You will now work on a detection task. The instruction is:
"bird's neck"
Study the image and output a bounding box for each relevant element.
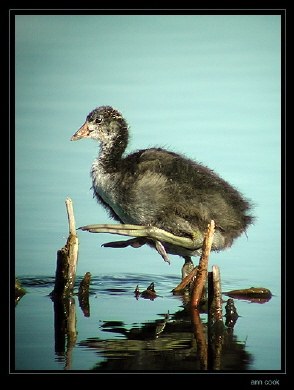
[98,135,127,172]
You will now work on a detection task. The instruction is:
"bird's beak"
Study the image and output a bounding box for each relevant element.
[70,121,90,141]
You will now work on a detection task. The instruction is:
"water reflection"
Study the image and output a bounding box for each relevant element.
[78,302,251,371]
[15,274,280,371]
[51,281,252,371]
[53,297,77,370]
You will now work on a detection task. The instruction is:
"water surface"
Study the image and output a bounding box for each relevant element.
[15,274,280,371]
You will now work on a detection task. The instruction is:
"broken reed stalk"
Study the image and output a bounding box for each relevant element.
[207,265,223,324]
[65,197,79,292]
[207,265,223,370]
[190,220,215,308]
[52,198,79,298]
[212,265,222,322]
[172,266,199,292]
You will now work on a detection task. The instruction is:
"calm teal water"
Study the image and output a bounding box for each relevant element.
[15,14,281,371]
[15,275,281,371]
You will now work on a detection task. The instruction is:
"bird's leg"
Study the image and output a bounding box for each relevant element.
[83,225,172,263]
[102,237,148,249]
[182,256,195,280]
[79,223,201,250]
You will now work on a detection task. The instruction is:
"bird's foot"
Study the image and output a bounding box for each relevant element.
[79,223,199,250]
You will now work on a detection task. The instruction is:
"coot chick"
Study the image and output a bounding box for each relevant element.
[71,106,253,268]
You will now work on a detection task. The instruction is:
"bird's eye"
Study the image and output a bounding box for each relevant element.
[95,117,102,124]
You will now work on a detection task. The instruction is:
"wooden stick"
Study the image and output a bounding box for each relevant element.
[65,198,79,293]
[207,266,223,325]
[52,198,79,297]
[190,220,215,308]
[207,265,223,370]
[66,197,76,235]
[172,266,199,292]
[212,265,222,322]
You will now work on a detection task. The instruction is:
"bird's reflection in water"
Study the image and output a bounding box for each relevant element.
[78,302,252,371]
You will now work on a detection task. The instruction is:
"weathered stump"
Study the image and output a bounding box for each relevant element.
[51,198,79,298]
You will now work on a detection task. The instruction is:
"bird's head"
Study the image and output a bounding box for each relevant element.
[70,106,128,144]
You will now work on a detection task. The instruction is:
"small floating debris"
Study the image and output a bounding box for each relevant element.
[134,285,140,299]
[223,287,272,303]
[15,278,26,306]
[134,282,158,300]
